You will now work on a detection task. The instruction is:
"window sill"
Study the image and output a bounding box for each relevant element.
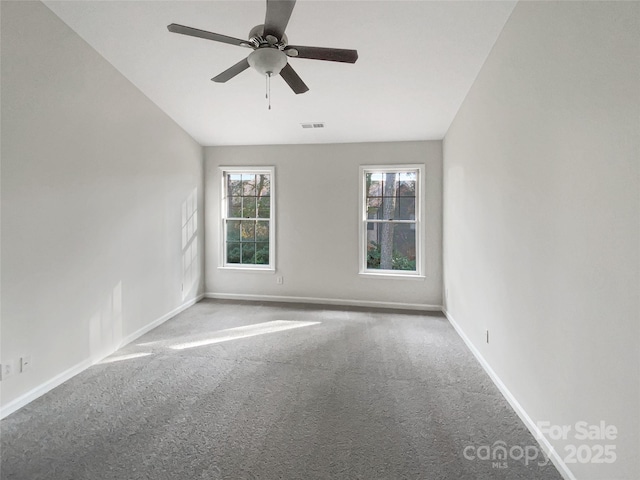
[218,266,275,273]
[359,271,425,280]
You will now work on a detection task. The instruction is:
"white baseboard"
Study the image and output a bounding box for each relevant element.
[204,292,442,312]
[0,294,204,419]
[0,357,95,421]
[443,309,576,480]
[118,294,204,348]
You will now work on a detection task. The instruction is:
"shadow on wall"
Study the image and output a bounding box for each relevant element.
[86,188,199,364]
[89,281,123,361]
[182,187,199,301]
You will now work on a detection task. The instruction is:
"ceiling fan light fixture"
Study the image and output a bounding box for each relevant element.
[247,48,287,76]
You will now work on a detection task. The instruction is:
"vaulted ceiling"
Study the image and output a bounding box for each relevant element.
[44,1,516,146]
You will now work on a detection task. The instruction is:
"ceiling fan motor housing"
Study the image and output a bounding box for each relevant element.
[248,24,288,46]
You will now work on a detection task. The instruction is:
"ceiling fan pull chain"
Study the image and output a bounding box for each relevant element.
[267,72,272,110]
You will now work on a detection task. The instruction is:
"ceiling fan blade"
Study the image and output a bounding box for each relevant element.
[211,58,251,83]
[264,0,296,40]
[279,63,309,94]
[167,24,248,47]
[286,45,358,63]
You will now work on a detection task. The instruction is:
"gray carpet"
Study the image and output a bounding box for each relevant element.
[1,300,562,480]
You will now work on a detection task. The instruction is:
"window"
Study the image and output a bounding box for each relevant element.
[221,167,274,270]
[359,165,423,276]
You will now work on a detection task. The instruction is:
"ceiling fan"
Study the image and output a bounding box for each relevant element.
[167,0,358,96]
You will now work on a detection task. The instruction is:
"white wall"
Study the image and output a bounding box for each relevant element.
[205,142,442,309]
[443,2,639,479]
[1,1,204,413]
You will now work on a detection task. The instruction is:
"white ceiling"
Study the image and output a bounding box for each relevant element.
[44,1,516,146]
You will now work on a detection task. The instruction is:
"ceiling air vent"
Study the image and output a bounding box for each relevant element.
[301,122,325,129]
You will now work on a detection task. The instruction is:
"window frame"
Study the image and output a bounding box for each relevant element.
[358,164,425,278]
[219,166,276,271]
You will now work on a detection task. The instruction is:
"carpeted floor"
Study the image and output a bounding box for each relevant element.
[1,300,562,479]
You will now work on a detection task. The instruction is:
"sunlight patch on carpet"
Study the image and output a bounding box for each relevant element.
[169,320,320,350]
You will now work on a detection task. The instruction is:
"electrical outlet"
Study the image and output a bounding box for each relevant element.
[276,276,284,285]
[20,355,32,373]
